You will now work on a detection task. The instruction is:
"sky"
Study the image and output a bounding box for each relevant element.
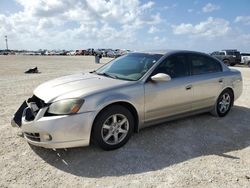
[0,0,250,52]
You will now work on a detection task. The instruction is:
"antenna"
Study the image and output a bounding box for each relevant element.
[5,35,8,50]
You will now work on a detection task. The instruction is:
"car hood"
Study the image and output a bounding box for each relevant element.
[33,73,129,103]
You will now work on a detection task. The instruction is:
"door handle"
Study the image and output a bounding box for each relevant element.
[185,85,192,90]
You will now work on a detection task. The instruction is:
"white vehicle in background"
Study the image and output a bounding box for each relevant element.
[94,49,105,56]
[116,49,131,57]
[240,53,250,67]
[107,49,131,58]
[66,51,76,56]
[45,51,56,56]
[107,50,119,58]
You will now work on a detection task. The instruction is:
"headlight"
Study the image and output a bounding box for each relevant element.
[47,99,84,115]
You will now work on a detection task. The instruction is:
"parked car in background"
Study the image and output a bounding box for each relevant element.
[59,50,68,56]
[66,51,76,56]
[93,49,103,56]
[120,49,131,56]
[103,49,112,57]
[240,53,250,67]
[0,51,9,55]
[108,49,131,58]
[211,49,241,66]
[86,48,94,55]
[107,50,119,58]
[11,50,242,150]
[94,49,112,56]
[75,50,87,55]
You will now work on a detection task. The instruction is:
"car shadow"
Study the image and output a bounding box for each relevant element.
[31,105,250,178]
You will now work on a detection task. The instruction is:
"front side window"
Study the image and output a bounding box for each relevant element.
[189,54,222,75]
[96,53,163,81]
[152,54,189,78]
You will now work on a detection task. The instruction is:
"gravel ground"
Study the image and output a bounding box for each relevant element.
[0,55,250,188]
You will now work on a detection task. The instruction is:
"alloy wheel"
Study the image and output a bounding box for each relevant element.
[218,93,231,114]
[101,114,129,145]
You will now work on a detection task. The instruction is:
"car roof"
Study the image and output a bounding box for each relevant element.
[135,49,208,56]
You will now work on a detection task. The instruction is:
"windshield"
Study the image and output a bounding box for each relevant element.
[95,53,163,81]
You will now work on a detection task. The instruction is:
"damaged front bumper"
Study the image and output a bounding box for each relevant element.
[11,95,93,149]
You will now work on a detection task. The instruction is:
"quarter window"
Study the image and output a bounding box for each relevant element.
[153,54,189,78]
[189,54,222,75]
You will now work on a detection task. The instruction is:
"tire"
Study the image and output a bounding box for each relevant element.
[223,60,230,66]
[215,89,234,117]
[248,61,250,67]
[230,63,236,66]
[92,105,134,150]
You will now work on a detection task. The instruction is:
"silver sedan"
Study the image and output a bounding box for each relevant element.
[11,50,243,150]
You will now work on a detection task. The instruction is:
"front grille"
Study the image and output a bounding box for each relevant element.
[24,132,40,142]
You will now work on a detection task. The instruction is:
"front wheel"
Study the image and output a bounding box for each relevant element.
[92,105,134,150]
[216,89,234,117]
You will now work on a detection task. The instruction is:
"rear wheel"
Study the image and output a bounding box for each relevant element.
[248,61,250,67]
[216,89,234,117]
[92,105,134,150]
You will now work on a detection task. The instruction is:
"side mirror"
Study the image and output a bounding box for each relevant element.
[151,73,171,82]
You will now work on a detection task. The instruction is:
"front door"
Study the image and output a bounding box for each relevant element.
[144,53,193,124]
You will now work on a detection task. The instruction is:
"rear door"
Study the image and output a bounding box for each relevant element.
[188,54,224,110]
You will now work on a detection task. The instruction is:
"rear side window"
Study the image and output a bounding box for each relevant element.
[227,52,232,55]
[153,54,189,78]
[189,54,222,75]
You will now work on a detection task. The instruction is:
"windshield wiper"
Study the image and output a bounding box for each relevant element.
[96,72,118,79]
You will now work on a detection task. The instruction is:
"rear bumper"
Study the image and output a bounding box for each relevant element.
[233,77,243,101]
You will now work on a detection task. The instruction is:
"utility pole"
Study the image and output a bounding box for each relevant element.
[5,35,8,50]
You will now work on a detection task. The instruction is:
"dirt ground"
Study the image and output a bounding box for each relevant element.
[0,55,249,188]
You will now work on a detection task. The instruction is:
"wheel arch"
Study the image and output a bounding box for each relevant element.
[222,87,235,102]
[211,87,235,117]
[218,87,235,106]
[91,101,139,136]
